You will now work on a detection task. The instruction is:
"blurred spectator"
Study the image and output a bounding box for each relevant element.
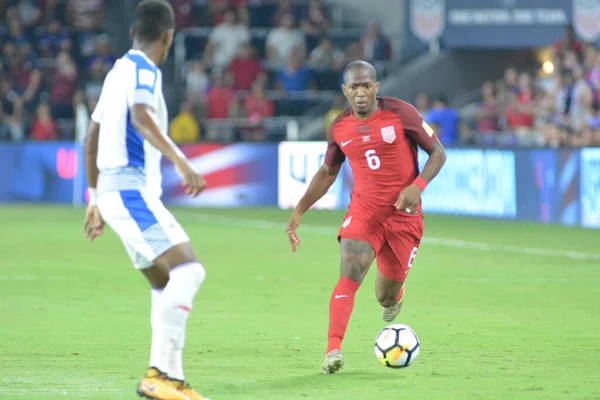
[475,81,499,133]
[503,67,518,94]
[12,0,42,31]
[553,24,583,59]
[172,0,197,31]
[266,13,306,67]
[203,7,250,68]
[170,102,201,144]
[587,49,600,104]
[427,95,459,146]
[309,37,344,90]
[414,93,429,118]
[50,51,79,120]
[228,43,264,91]
[300,2,330,50]
[86,34,116,75]
[562,49,580,76]
[0,78,24,141]
[38,20,71,58]
[276,52,315,93]
[204,70,239,140]
[242,79,274,141]
[5,16,28,45]
[185,60,210,104]
[324,94,345,134]
[30,103,58,140]
[205,70,238,119]
[68,0,105,31]
[41,0,68,25]
[309,37,344,71]
[358,23,391,62]
[210,0,248,26]
[83,56,106,101]
[9,49,42,110]
[568,64,593,133]
[272,0,295,27]
[505,73,538,145]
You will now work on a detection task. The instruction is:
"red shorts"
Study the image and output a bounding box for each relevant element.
[338,202,424,282]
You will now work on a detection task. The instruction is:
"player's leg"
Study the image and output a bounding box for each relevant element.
[150,243,206,400]
[376,219,423,323]
[323,237,376,374]
[98,190,207,399]
[375,264,405,323]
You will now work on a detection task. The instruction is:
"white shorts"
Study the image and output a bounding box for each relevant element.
[97,190,190,269]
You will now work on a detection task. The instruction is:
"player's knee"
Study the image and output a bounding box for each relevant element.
[170,262,206,296]
[376,290,396,307]
[340,256,370,283]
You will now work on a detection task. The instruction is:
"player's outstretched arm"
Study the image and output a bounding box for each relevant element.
[130,104,206,197]
[286,163,341,252]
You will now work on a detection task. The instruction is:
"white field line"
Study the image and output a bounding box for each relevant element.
[191,214,600,262]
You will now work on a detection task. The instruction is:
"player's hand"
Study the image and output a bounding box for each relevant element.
[395,184,421,214]
[175,158,206,198]
[286,210,302,253]
[83,204,105,242]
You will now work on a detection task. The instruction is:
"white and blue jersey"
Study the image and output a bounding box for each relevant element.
[92,49,168,198]
[92,49,189,269]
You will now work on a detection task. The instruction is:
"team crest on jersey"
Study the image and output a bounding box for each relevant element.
[381,126,396,143]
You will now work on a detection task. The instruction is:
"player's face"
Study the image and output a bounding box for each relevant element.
[342,70,379,116]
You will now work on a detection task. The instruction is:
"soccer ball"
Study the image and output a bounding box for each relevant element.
[374,324,420,368]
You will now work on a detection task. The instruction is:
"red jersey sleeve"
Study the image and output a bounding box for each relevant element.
[385,97,437,151]
[324,110,349,167]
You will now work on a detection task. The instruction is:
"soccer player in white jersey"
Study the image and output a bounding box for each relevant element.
[82,1,208,399]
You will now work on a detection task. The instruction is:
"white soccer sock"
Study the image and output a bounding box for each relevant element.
[150,263,205,378]
[168,338,185,381]
[149,288,169,373]
[151,288,163,330]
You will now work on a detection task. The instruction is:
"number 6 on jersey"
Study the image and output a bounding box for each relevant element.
[365,149,381,170]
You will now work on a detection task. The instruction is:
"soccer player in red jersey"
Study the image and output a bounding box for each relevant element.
[286,60,447,374]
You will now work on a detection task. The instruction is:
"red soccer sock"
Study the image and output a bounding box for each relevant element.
[396,285,405,303]
[326,277,361,354]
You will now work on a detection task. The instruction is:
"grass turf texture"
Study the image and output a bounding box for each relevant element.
[1,206,599,399]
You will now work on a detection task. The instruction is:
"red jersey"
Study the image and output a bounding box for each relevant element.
[325,96,437,208]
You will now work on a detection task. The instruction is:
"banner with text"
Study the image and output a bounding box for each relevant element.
[406,0,600,49]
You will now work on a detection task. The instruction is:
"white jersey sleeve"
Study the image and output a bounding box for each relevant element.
[91,70,112,123]
[127,54,159,110]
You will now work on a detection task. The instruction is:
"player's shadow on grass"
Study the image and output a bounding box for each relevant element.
[259,370,403,391]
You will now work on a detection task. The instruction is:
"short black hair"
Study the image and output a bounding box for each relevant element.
[132,0,174,43]
[343,60,377,82]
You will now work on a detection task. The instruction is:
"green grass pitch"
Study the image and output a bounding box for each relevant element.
[1,206,600,399]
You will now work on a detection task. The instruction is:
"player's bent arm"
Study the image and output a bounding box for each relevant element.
[294,163,341,214]
[130,104,187,165]
[418,138,446,185]
[84,121,100,197]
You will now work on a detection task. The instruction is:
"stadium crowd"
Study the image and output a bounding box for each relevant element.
[3,1,599,148]
[407,25,600,149]
[0,0,109,142]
